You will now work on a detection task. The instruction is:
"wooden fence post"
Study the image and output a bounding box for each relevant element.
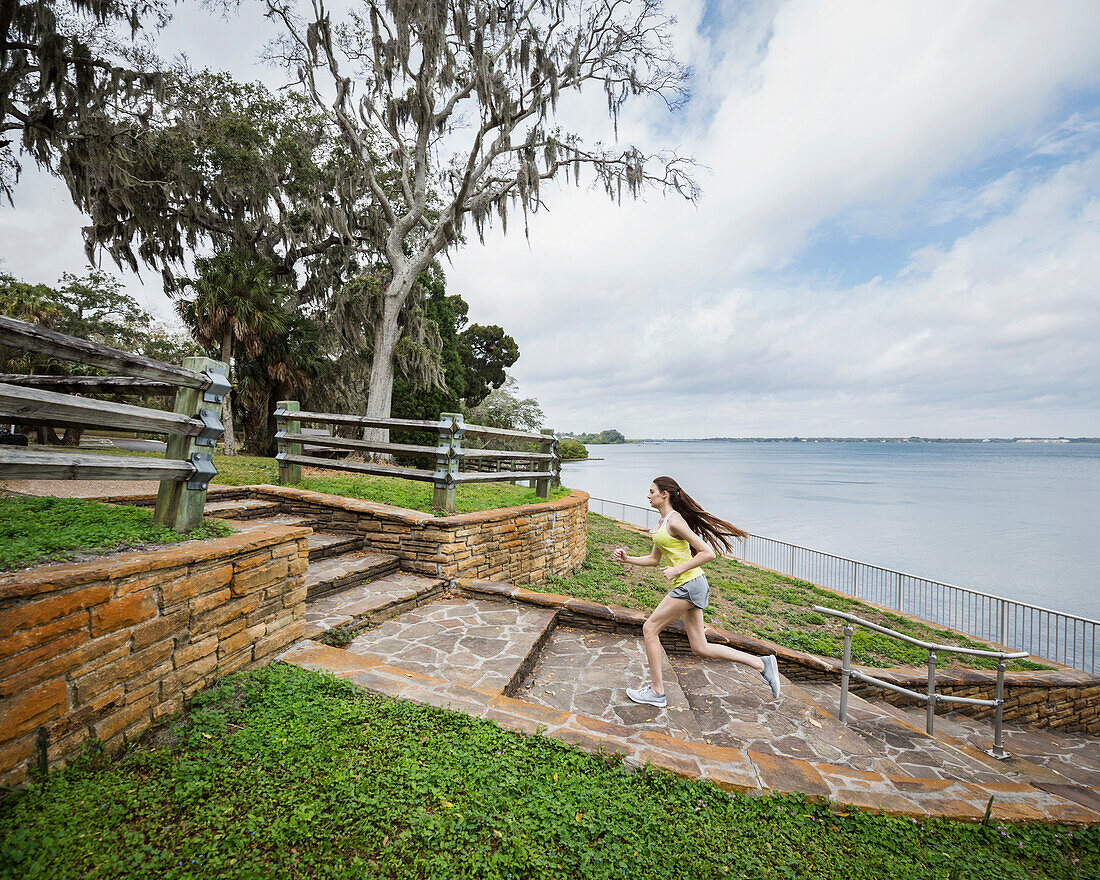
[276,400,301,485]
[153,356,228,533]
[433,412,463,514]
[536,429,558,498]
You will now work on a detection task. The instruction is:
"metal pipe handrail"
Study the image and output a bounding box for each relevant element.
[815,605,1020,759]
[811,607,1030,660]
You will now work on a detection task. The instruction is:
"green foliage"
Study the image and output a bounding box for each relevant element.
[458,323,520,407]
[388,267,521,427]
[548,514,1050,672]
[0,269,199,445]
[299,474,569,516]
[569,428,627,444]
[390,270,468,425]
[558,438,588,460]
[0,270,197,375]
[0,496,232,571]
[176,248,321,456]
[318,625,358,648]
[464,375,544,431]
[1,664,1094,879]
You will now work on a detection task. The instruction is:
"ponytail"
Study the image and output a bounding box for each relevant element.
[653,475,747,556]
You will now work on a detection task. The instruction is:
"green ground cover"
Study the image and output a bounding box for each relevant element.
[0,496,232,571]
[546,514,1048,672]
[209,454,570,512]
[1,664,1093,880]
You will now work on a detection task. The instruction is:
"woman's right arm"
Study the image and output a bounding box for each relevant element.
[612,544,661,567]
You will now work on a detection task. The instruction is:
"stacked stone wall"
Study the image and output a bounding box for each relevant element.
[252,486,589,585]
[0,524,309,786]
[848,677,1100,735]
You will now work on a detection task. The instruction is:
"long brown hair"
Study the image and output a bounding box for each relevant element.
[653,476,747,555]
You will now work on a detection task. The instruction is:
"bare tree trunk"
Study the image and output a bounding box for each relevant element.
[219,330,237,456]
[363,293,404,449]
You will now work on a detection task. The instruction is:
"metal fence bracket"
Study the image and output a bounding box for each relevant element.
[187,452,216,491]
[202,366,231,404]
[194,408,224,447]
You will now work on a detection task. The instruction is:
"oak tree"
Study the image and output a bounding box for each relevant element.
[265,0,696,435]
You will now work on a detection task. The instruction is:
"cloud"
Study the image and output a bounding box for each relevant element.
[447,0,1100,436]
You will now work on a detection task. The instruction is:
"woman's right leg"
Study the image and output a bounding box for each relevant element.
[682,608,764,671]
[641,594,694,694]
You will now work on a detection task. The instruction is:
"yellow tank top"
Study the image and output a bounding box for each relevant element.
[653,514,705,589]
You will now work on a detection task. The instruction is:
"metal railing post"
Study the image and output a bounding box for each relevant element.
[926,650,937,735]
[986,659,1010,760]
[839,623,853,722]
[433,413,463,514]
[275,400,301,485]
[153,356,227,533]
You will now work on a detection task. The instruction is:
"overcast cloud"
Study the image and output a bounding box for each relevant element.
[2,0,1099,438]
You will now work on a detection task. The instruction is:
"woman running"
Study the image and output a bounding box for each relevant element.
[611,476,782,707]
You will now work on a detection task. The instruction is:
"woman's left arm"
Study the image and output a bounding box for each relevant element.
[663,514,716,580]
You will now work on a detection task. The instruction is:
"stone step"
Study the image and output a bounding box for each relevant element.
[303,572,446,640]
[345,596,558,694]
[307,531,365,561]
[249,514,313,528]
[203,498,282,520]
[517,627,704,740]
[305,551,400,601]
[517,631,1019,784]
[791,679,1021,783]
[883,700,1100,789]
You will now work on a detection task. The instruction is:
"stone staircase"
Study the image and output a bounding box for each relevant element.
[205,499,445,643]
[194,505,1100,825]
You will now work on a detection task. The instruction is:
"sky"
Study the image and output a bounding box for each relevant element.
[2,0,1099,439]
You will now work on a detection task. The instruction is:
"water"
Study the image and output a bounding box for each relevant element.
[563,441,1100,620]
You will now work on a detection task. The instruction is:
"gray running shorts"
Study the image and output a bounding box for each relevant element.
[668,573,710,610]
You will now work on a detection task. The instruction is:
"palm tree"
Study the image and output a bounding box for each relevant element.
[176,251,289,455]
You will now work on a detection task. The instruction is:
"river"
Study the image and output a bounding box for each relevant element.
[562,440,1100,620]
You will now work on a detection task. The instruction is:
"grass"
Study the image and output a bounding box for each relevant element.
[1,664,1094,880]
[0,496,233,572]
[211,454,571,514]
[546,514,1050,672]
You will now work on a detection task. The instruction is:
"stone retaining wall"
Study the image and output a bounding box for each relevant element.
[458,580,1100,735]
[247,485,588,586]
[0,523,310,786]
[106,486,589,587]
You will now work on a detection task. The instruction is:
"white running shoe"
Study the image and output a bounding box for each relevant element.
[625,684,667,708]
[760,655,782,700]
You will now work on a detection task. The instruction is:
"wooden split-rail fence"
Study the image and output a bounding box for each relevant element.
[0,315,228,532]
[274,402,561,514]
